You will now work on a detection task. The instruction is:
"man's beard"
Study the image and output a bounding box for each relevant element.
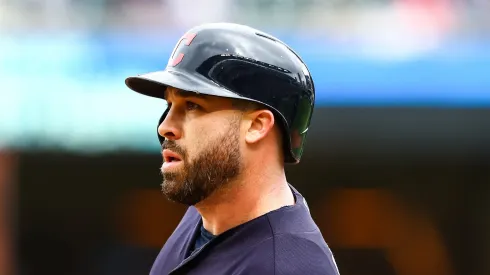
[160,120,241,205]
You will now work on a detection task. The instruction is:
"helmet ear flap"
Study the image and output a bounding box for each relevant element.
[157,108,169,145]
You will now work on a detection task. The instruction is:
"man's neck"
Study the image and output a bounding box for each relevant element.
[195,172,294,236]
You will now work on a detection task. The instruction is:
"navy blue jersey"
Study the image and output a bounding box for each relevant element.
[150,185,340,275]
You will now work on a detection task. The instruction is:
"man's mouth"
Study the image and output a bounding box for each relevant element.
[162,149,183,164]
[161,149,184,171]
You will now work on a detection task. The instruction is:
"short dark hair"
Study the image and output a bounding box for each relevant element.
[231,98,263,112]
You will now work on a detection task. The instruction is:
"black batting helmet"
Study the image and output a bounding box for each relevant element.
[125,23,315,164]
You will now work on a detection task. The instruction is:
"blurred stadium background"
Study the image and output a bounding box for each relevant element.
[1,0,490,274]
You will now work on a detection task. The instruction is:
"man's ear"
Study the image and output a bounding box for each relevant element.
[244,110,275,145]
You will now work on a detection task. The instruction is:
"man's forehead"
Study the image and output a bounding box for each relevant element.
[164,87,211,100]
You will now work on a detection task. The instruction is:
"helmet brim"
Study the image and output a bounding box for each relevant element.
[125,69,243,100]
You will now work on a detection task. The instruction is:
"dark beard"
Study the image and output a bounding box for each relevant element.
[161,119,241,205]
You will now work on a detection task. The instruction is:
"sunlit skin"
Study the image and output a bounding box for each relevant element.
[158,87,295,235]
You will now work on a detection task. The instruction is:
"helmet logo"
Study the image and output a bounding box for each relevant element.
[168,32,197,67]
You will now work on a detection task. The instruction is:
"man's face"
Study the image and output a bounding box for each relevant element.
[159,88,243,205]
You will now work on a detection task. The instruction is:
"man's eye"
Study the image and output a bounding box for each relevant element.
[186,101,200,111]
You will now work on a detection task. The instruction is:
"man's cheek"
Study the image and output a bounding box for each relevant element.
[191,127,207,150]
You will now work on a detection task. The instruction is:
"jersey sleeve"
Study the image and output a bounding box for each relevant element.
[274,234,341,275]
[234,234,340,275]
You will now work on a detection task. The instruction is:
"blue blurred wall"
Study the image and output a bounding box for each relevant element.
[2,33,490,107]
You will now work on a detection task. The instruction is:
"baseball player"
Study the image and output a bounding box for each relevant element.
[125,23,340,275]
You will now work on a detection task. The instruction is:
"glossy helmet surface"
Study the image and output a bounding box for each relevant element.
[125,23,315,164]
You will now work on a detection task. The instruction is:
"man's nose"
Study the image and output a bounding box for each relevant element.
[157,109,182,141]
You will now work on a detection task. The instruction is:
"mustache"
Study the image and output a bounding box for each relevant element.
[162,140,187,159]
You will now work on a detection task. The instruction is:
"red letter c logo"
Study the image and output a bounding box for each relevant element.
[168,33,197,67]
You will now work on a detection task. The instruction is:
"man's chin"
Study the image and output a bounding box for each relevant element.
[160,180,181,196]
[163,192,204,206]
[161,180,199,205]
